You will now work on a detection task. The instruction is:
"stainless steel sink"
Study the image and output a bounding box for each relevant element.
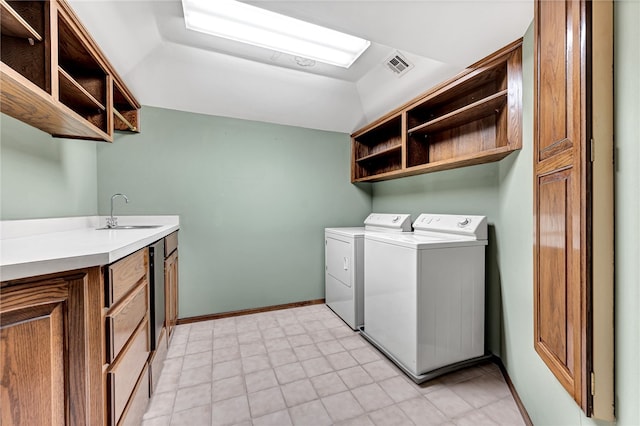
[97,225,162,230]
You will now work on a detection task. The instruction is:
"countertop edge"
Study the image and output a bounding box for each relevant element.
[0,219,180,282]
[107,225,180,264]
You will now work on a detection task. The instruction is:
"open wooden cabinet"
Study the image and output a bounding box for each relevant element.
[352,39,522,182]
[533,0,614,419]
[0,0,139,142]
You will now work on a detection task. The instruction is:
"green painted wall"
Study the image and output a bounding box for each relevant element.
[0,114,98,219]
[96,106,371,317]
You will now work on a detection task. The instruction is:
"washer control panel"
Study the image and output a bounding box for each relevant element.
[413,214,487,240]
[364,213,412,232]
[458,218,471,227]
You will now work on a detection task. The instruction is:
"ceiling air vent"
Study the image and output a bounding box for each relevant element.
[385,51,413,77]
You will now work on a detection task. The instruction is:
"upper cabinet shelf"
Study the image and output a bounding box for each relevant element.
[113,80,139,132]
[408,90,508,135]
[0,0,140,142]
[355,144,402,163]
[58,66,106,112]
[352,39,523,182]
[351,114,403,180]
[0,0,42,41]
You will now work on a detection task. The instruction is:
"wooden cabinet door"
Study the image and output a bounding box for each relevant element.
[165,250,179,337]
[533,0,591,413]
[1,294,66,426]
[0,269,103,426]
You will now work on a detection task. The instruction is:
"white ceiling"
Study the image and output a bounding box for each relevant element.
[68,0,533,133]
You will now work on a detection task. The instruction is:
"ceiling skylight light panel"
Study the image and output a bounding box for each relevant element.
[181,0,371,68]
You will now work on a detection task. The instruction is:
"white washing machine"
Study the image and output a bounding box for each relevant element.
[325,213,412,330]
[361,213,490,383]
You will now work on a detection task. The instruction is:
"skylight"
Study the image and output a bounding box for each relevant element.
[181,0,371,69]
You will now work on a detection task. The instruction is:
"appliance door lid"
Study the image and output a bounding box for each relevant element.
[365,233,487,250]
[326,236,352,286]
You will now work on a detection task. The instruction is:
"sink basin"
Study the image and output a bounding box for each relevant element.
[97,225,163,230]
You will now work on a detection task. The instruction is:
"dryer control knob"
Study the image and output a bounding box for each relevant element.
[392,216,400,222]
[458,218,471,227]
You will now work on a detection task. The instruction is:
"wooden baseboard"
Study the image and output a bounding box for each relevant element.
[491,355,533,426]
[176,299,325,325]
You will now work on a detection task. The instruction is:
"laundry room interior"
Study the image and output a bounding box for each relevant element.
[1,1,638,425]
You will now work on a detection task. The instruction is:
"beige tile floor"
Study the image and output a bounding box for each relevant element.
[142,304,526,426]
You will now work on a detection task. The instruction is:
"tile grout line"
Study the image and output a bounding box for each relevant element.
[144,304,526,426]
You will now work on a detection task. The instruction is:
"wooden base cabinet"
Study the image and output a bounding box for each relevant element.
[107,319,149,425]
[164,232,179,339]
[0,268,103,426]
[0,234,180,425]
[104,247,150,426]
[119,365,150,426]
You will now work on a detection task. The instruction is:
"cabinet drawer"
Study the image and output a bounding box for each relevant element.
[118,364,149,426]
[107,248,148,307]
[164,232,178,257]
[108,317,149,425]
[106,282,148,363]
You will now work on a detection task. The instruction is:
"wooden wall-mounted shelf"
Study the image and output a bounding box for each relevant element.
[351,39,522,182]
[352,114,404,180]
[0,0,140,142]
[0,0,43,41]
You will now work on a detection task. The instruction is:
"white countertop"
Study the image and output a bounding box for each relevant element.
[0,216,179,281]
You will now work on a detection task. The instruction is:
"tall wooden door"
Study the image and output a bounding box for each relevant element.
[533,0,591,414]
[533,0,614,418]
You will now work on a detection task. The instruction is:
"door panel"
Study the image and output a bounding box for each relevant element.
[0,270,102,425]
[165,250,179,337]
[534,0,590,413]
[538,0,569,151]
[536,169,574,373]
[1,303,66,426]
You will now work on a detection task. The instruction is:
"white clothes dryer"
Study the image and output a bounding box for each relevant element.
[361,213,490,383]
[325,213,412,330]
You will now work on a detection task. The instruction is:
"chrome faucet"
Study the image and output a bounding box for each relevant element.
[107,193,129,228]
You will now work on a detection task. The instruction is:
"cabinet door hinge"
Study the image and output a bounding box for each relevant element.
[590,138,595,162]
[591,371,596,396]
